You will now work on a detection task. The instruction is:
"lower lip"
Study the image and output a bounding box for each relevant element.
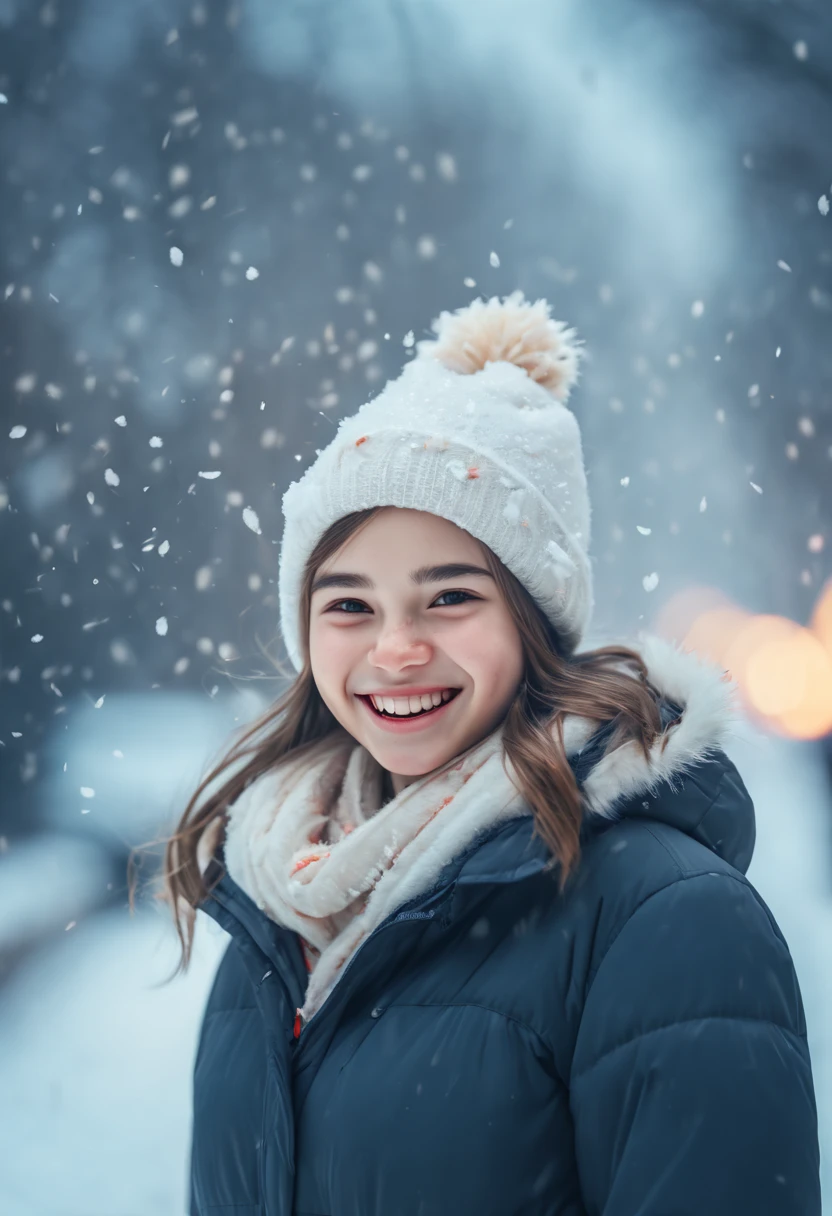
[357,693,460,734]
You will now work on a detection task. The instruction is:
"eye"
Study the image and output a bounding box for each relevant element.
[326,599,369,614]
[432,589,478,607]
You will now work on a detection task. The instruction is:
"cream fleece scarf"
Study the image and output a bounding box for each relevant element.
[222,724,527,1021]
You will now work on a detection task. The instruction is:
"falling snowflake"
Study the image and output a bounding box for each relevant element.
[9,425,26,439]
[169,246,184,267]
[777,260,792,273]
[169,164,190,189]
[198,470,221,479]
[114,415,127,427]
[245,266,259,281]
[158,540,170,556]
[642,573,660,592]
[750,481,763,494]
[104,468,120,487]
[819,196,830,217]
[155,616,168,636]
[699,497,707,513]
[489,251,500,268]
[243,506,262,534]
[436,152,457,181]
[636,525,652,535]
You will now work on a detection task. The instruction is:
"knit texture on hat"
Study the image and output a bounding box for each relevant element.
[278,292,593,671]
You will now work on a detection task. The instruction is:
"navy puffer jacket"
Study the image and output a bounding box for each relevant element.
[189,709,820,1215]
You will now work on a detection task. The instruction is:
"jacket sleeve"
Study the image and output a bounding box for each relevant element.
[569,870,821,1215]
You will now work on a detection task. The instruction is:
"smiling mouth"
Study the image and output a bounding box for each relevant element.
[360,690,462,715]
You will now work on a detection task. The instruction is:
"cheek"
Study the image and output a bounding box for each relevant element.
[451,613,524,693]
[309,622,358,700]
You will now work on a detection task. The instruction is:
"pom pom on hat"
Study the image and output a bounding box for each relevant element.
[416,289,584,403]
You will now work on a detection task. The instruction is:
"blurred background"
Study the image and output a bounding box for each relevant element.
[1,0,831,1211]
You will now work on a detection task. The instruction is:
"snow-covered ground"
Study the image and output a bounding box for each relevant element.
[0,904,228,1216]
[0,720,828,1214]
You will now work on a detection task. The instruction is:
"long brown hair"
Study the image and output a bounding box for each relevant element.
[144,507,665,973]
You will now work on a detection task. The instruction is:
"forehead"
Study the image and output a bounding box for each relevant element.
[327,507,482,564]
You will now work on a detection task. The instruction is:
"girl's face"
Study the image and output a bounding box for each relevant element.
[308,507,525,795]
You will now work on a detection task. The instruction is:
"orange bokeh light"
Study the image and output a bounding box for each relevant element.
[773,632,832,740]
[658,585,832,740]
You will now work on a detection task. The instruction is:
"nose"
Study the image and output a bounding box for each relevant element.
[369,619,432,672]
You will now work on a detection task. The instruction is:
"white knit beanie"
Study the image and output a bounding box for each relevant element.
[278,291,593,672]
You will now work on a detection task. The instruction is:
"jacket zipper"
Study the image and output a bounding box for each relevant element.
[288,823,536,1043]
[291,886,451,1044]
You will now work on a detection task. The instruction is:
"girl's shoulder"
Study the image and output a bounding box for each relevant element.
[513,759,803,1090]
[562,744,768,975]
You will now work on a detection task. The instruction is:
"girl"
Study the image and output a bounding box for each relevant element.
[163,293,820,1215]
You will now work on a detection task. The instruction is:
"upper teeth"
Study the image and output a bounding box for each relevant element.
[369,689,454,715]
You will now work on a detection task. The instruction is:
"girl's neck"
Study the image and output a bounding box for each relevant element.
[385,769,421,799]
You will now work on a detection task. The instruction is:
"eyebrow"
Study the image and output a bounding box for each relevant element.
[411,564,493,583]
[310,571,372,590]
[310,562,494,595]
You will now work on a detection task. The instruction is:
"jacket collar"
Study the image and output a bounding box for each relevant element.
[450,746,754,888]
[202,856,303,975]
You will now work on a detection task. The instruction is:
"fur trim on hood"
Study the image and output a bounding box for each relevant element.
[572,633,739,819]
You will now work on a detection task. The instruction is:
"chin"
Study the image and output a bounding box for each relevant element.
[367,741,454,778]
